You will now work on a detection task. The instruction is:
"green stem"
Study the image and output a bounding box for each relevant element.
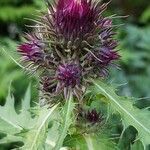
[84,134,94,150]
[54,92,73,150]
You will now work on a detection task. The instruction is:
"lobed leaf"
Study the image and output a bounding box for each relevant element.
[92,80,150,149]
[0,85,59,150]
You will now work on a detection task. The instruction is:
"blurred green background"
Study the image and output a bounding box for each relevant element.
[0,0,45,105]
[0,0,150,149]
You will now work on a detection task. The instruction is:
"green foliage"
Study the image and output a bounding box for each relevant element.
[0,83,117,150]
[131,140,144,150]
[111,25,150,99]
[0,85,59,150]
[0,0,150,149]
[0,0,43,25]
[22,104,59,150]
[92,80,150,149]
[54,95,75,150]
[0,0,33,6]
[64,134,116,150]
[0,38,22,100]
[0,6,36,22]
[120,25,150,67]
[140,6,150,23]
[0,85,34,144]
[0,86,75,150]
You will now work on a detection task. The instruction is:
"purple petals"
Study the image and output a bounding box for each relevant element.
[57,63,81,87]
[55,0,97,39]
[18,41,43,60]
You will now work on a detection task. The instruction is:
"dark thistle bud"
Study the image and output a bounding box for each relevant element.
[85,109,103,124]
[76,108,104,133]
[41,76,56,93]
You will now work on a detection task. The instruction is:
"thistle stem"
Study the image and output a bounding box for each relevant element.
[54,91,73,150]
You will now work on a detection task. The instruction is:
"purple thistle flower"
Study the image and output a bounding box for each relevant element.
[40,62,83,100]
[55,0,97,40]
[89,46,120,76]
[55,62,83,99]
[57,63,81,87]
[99,47,120,67]
[17,33,45,67]
[18,42,42,61]
[18,0,123,101]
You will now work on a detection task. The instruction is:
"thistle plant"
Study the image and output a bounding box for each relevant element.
[0,0,150,150]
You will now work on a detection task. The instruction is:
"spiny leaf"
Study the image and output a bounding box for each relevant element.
[0,85,59,150]
[0,85,34,136]
[22,104,59,150]
[92,80,150,149]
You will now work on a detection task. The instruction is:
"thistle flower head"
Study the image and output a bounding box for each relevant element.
[55,0,96,40]
[89,46,120,76]
[18,0,122,101]
[17,33,46,68]
[100,18,112,28]
[57,63,81,87]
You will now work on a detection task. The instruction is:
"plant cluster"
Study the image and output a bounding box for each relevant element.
[0,0,150,150]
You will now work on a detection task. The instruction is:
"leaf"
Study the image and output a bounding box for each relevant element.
[83,134,116,150]
[64,134,88,149]
[0,85,59,150]
[22,104,59,150]
[54,94,75,150]
[140,6,150,23]
[0,85,34,136]
[64,134,116,150]
[131,140,144,150]
[92,80,150,149]
[45,121,60,149]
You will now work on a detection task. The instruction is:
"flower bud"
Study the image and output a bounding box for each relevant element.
[57,63,81,87]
